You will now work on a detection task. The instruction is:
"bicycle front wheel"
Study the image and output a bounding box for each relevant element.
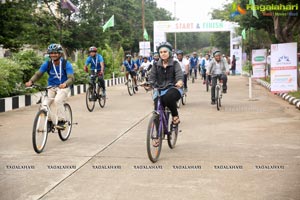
[127,79,134,96]
[206,79,209,92]
[58,103,73,141]
[216,86,220,111]
[86,86,95,112]
[32,110,48,153]
[167,115,178,149]
[97,87,106,108]
[146,114,162,163]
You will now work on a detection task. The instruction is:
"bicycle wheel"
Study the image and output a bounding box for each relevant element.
[206,79,209,92]
[219,93,222,108]
[86,86,95,112]
[32,110,48,153]
[216,86,220,111]
[181,93,187,105]
[58,103,73,141]
[167,113,178,149]
[192,76,195,83]
[97,87,106,108]
[176,99,181,108]
[127,79,134,96]
[146,114,162,163]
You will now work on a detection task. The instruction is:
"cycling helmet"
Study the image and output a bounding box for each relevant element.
[153,52,159,56]
[213,50,221,57]
[126,54,132,58]
[156,42,173,52]
[47,44,63,53]
[89,46,97,52]
[176,50,184,55]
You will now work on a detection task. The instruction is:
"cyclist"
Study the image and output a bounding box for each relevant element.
[147,42,184,125]
[123,54,138,91]
[189,52,199,80]
[135,54,143,70]
[206,50,230,105]
[140,57,151,78]
[25,44,74,129]
[201,54,211,84]
[84,46,106,97]
[176,50,189,91]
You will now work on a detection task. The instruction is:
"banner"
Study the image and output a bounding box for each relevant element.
[252,49,267,78]
[139,41,151,57]
[270,42,297,93]
[231,36,242,74]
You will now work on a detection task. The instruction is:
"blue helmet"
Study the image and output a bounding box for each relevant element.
[47,44,63,53]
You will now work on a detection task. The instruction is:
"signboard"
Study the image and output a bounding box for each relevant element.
[139,41,151,57]
[270,42,297,93]
[231,36,242,74]
[252,49,267,78]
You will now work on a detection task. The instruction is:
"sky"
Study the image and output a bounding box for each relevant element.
[155,0,233,21]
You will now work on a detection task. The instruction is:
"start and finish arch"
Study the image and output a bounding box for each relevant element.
[153,20,243,74]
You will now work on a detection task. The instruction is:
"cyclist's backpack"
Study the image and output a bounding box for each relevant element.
[47,59,74,89]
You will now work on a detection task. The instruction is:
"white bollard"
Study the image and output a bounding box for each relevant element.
[249,77,252,99]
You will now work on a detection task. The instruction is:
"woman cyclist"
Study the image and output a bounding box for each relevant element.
[147,42,184,125]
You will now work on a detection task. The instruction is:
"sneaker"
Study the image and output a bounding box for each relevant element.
[211,101,216,105]
[223,90,227,94]
[203,81,206,85]
[102,90,106,97]
[55,120,66,130]
[135,87,138,91]
[47,121,53,133]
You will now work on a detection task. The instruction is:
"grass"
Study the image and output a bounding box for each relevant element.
[288,91,300,99]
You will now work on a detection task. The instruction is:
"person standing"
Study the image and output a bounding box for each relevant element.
[231,55,236,75]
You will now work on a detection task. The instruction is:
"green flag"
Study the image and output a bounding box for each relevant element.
[241,28,246,40]
[143,28,149,41]
[103,15,114,32]
[249,0,259,19]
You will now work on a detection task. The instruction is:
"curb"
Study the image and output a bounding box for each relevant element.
[0,76,126,113]
[256,79,300,110]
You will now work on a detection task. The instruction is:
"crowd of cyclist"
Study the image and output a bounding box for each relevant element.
[25,42,231,129]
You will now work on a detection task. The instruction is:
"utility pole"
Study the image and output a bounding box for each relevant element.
[142,0,145,41]
[174,0,177,50]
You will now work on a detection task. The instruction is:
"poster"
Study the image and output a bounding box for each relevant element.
[252,49,267,78]
[270,42,297,93]
[139,41,151,57]
[231,36,242,74]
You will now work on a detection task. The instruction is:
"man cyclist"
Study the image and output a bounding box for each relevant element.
[84,46,106,97]
[25,44,74,129]
[123,54,138,91]
[189,52,199,80]
[206,50,230,105]
[201,54,211,84]
[176,50,189,91]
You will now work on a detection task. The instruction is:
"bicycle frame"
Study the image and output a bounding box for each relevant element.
[155,92,170,139]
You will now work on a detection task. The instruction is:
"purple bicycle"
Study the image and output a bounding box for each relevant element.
[146,85,179,163]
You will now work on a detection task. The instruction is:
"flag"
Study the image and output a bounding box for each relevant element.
[241,28,246,40]
[248,0,259,19]
[61,0,79,13]
[143,28,149,41]
[103,15,114,32]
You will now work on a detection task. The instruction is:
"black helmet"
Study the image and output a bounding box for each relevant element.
[47,43,63,54]
[176,50,184,55]
[156,42,173,52]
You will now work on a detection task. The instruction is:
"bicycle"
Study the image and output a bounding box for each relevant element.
[28,85,73,154]
[126,72,137,96]
[176,88,187,108]
[86,73,106,112]
[206,74,211,92]
[146,84,180,163]
[215,79,223,111]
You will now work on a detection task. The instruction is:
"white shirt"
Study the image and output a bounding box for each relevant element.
[177,58,189,73]
[214,62,222,74]
[141,61,151,71]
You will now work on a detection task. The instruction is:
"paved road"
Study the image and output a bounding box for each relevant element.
[0,76,299,200]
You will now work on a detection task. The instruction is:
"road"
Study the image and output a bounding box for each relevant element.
[0,76,300,200]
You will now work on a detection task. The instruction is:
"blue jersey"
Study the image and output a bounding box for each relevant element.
[189,57,198,68]
[85,54,104,71]
[39,58,74,87]
[123,60,135,71]
[135,59,143,68]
